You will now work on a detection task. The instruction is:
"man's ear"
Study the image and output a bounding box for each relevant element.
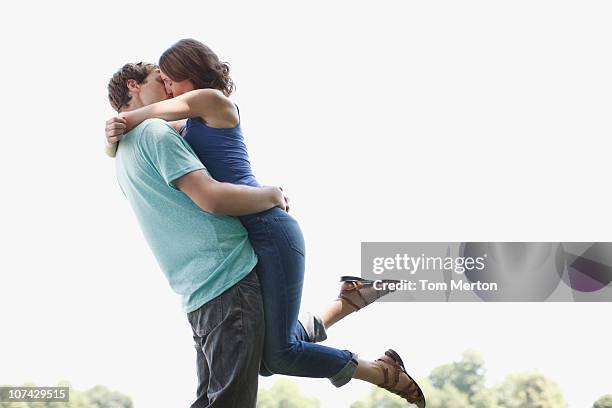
[126,79,140,93]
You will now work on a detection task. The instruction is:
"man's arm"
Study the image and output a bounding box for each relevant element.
[174,169,286,216]
[136,119,285,216]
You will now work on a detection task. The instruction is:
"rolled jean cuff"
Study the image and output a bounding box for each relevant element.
[329,353,358,388]
[298,312,328,343]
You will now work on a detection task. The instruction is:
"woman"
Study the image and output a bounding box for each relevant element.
[105,38,425,407]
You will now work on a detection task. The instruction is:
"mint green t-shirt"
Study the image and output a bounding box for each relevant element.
[115,118,257,313]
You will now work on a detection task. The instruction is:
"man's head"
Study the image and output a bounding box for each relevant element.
[108,62,169,112]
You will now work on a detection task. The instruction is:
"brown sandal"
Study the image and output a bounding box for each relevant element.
[376,349,426,408]
[336,276,401,311]
[375,349,426,408]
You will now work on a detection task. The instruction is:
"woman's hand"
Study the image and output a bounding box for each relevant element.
[104,116,127,158]
[106,116,127,144]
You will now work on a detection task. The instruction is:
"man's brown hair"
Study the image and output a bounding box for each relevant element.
[108,62,157,112]
[159,39,235,96]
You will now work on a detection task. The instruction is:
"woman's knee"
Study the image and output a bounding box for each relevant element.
[261,355,290,374]
[262,344,302,374]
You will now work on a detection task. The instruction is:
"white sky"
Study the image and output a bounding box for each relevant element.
[1,1,611,407]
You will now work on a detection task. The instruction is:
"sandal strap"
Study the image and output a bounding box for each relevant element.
[375,357,402,387]
[338,294,362,311]
[379,365,389,387]
[350,282,369,305]
[338,281,371,311]
[391,364,400,388]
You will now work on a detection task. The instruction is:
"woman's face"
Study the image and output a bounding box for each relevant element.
[159,70,195,97]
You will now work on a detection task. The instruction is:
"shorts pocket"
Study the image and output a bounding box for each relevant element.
[187,297,223,338]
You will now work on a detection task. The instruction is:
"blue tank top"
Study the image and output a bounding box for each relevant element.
[182,106,259,187]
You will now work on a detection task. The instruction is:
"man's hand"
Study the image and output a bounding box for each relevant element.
[277,187,290,212]
[265,186,289,212]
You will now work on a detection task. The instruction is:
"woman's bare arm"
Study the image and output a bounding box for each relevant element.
[119,89,238,132]
[105,141,118,158]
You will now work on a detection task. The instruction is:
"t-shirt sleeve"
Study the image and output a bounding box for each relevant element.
[137,119,206,189]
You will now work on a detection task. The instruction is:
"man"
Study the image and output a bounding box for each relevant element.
[106,62,287,408]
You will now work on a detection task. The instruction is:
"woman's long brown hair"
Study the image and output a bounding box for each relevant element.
[159,38,235,96]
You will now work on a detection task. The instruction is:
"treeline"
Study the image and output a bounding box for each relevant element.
[257,350,612,408]
[4,353,611,408]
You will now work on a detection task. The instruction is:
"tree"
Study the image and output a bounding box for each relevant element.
[470,387,502,408]
[496,372,567,408]
[257,379,320,408]
[427,349,503,408]
[429,349,486,402]
[421,380,471,408]
[594,394,612,408]
[82,385,133,408]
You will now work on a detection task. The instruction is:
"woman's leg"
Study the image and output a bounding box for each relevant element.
[240,210,426,407]
[318,289,362,330]
[241,210,358,386]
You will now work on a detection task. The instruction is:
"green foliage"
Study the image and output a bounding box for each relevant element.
[81,385,132,408]
[2,353,583,408]
[497,372,567,408]
[594,395,612,408]
[429,350,486,400]
[470,387,502,408]
[428,349,489,407]
[420,379,471,408]
[0,382,132,408]
[257,378,320,408]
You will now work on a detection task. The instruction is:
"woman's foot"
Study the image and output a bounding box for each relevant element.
[374,349,426,408]
[337,276,401,312]
[318,276,401,332]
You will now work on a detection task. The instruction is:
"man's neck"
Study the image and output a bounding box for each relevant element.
[120,103,142,113]
[120,97,144,113]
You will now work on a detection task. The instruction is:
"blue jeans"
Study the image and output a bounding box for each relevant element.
[240,208,358,387]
